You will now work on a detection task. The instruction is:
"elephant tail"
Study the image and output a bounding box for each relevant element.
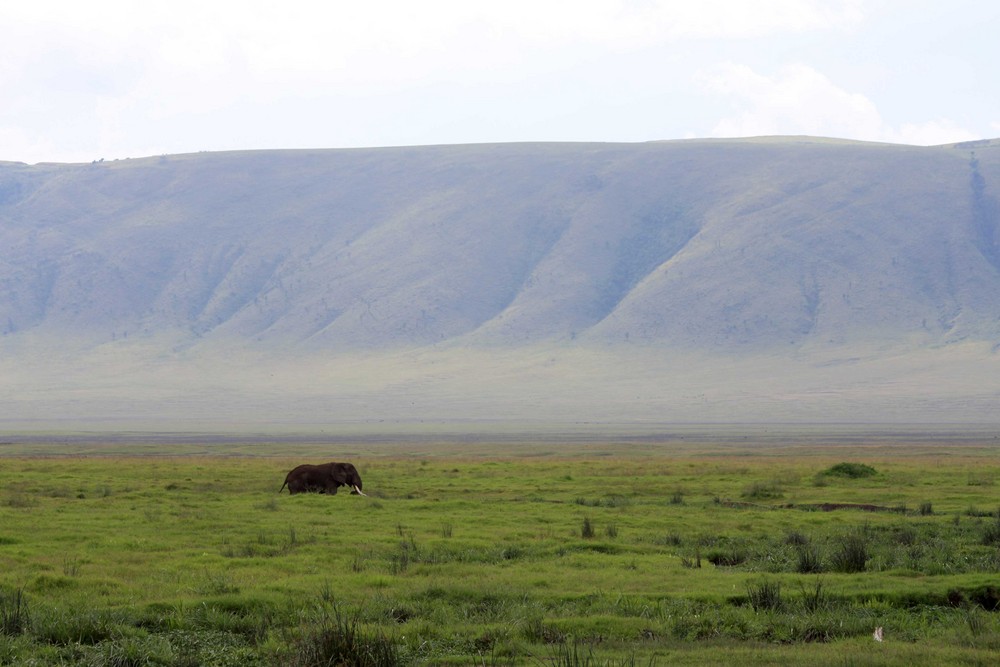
[279,480,288,494]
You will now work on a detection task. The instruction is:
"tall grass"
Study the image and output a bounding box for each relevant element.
[0,587,29,635]
[746,579,782,612]
[795,544,823,574]
[281,606,401,667]
[5,443,1000,664]
[829,533,870,573]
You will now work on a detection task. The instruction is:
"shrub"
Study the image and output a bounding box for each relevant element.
[784,531,809,546]
[746,579,782,612]
[829,533,869,573]
[680,548,701,569]
[894,526,917,546]
[971,586,1000,611]
[165,630,259,666]
[4,494,37,509]
[798,580,827,613]
[522,615,565,644]
[498,546,525,561]
[31,606,129,645]
[795,545,823,574]
[285,607,401,667]
[389,539,419,574]
[581,518,595,539]
[981,510,1000,546]
[706,546,747,567]
[965,607,987,637]
[741,481,783,500]
[821,462,877,479]
[545,640,658,666]
[0,587,29,636]
[656,533,682,547]
[91,635,174,667]
[185,599,275,640]
[576,496,631,508]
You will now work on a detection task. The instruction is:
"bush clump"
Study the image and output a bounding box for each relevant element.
[821,463,878,479]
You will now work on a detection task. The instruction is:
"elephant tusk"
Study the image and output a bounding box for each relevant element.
[353,484,367,496]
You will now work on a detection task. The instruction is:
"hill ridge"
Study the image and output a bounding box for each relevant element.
[2,137,1000,427]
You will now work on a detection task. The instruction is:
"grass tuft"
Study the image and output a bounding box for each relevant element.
[0,588,30,636]
[283,606,401,667]
[745,579,782,612]
[798,579,827,613]
[829,533,869,573]
[795,544,823,574]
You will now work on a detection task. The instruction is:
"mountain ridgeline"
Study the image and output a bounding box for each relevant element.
[2,137,1000,427]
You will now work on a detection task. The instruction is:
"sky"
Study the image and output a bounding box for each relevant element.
[2,0,998,164]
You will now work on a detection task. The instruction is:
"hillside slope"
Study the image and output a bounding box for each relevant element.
[2,138,999,429]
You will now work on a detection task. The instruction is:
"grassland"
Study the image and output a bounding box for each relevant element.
[2,431,1000,665]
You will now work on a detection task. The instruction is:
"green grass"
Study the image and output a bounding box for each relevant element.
[2,439,1000,664]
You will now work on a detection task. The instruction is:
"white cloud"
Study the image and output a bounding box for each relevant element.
[1,1,869,82]
[885,120,979,146]
[699,63,882,139]
[699,62,979,146]
[630,0,865,40]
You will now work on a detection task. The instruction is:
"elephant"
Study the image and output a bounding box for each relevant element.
[279,462,366,496]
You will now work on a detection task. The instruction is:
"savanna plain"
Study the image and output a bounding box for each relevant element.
[2,428,1000,666]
